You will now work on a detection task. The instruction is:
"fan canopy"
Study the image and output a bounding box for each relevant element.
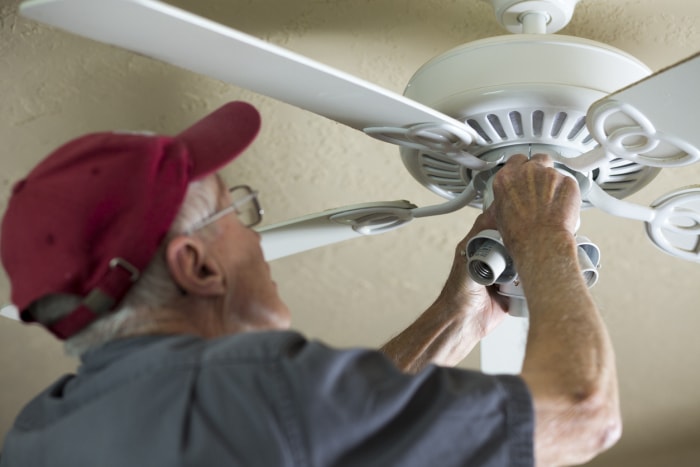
[400,34,659,207]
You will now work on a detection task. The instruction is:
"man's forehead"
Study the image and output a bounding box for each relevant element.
[216,172,242,189]
[214,173,227,192]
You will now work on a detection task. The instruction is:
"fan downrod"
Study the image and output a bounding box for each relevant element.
[485,0,580,34]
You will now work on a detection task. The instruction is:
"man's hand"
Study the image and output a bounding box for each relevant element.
[380,210,509,373]
[439,208,510,338]
[492,153,580,261]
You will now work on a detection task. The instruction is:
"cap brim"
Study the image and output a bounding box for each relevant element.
[176,101,261,178]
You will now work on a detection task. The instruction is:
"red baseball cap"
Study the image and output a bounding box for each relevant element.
[1,101,261,339]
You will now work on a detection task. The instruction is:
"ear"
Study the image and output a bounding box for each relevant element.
[165,235,227,297]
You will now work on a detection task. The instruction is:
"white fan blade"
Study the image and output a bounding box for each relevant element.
[586,52,700,168]
[480,313,529,375]
[1,304,20,321]
[20,0,486,163]
[258,201,416,261]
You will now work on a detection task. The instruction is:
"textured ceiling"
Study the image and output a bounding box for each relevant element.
[1,1,699,465]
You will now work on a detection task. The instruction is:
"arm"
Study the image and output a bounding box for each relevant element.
[493,154,621,466]
[380,211,508,373]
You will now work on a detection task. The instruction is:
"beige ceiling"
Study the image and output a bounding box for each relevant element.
[1,0,699,465]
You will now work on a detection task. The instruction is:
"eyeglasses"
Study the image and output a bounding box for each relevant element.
[186,185,263,234]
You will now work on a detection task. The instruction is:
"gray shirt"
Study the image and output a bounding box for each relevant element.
[1,331,534,466]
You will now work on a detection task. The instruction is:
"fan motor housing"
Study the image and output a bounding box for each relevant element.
[401,34,659,206]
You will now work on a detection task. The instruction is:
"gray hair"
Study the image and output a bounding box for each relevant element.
[31,177,220,357]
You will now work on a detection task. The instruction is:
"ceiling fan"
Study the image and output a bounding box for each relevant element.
[6,0,700,373]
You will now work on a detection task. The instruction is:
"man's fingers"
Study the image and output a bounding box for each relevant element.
[472,208,497,232]
[458,209,498,250]
[505,153,528,167]
[529,153,554,167]
[481,205,497,227]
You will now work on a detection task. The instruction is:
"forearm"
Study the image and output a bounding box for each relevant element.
[515,233,621,465]
[381,220,504,374]
[380,297,482,373]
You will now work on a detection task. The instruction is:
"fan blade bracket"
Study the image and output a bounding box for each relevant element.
[586,183,656,222]
[364,122,495,170]
[257,201,416,260]
[586,52,700,168]
[551,146,610,173]
[329,202,416,235]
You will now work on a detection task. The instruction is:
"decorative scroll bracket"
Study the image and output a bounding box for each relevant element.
[586,183,700,262]
[364,122,498,170]
[646,186,700,262]
[586,101,700,168]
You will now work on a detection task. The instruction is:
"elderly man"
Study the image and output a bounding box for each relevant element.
[0,102,620,466]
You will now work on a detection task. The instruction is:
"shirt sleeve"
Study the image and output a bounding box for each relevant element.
[278,338,534,467]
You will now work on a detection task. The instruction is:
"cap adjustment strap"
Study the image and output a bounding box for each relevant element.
[109,257,140,282]
[47,257,141,339]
